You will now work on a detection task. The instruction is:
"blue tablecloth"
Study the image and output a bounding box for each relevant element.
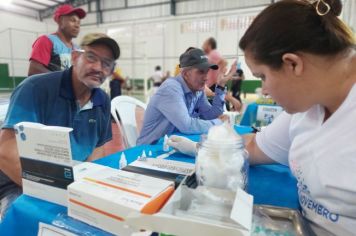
[0,125,298,236]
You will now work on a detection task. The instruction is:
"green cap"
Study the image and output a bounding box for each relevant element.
[80,33,120,60]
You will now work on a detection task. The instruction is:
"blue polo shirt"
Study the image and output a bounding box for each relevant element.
[3,67,112,161]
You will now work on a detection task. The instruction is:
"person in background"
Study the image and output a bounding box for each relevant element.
[202,37,223,89]
[231,68,244,103]
[137,48,230,145]
[168,0,356,235]
[150,65,164,87]
[110,66,125,100]
[28,4,86,76]
[202,37,242,111]
[0,33,120,219]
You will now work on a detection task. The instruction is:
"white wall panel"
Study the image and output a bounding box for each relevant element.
[163,20,177,58]
[11,30,38,60]
[103,5,170,22]
[102,0,125,9]
[0,32,11,59]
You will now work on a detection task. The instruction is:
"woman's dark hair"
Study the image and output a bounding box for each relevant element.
[239,0,355,69]
[155,65,161,71]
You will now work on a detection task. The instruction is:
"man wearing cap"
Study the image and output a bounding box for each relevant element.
[28,4,86,76]
[0,33,120,218]
[137,48,230,145]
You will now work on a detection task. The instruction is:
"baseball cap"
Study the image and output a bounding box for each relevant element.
[80,33,120,60]
[53,4,86,23]
[179,48,218,70]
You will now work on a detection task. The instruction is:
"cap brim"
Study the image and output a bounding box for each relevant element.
[90,38,120,60]
[69,8,86,19]
[194,62,219,70]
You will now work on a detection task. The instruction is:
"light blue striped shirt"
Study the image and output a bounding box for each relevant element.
[137,75,225,145]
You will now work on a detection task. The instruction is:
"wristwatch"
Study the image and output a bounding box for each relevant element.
[215,84,226,91]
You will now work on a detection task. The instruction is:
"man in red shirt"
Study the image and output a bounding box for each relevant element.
[28,4,86,76]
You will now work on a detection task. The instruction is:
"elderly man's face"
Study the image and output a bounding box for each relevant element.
[183,67,209,92]
[72,44,115,89]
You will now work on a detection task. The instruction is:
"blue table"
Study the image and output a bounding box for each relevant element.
[0,126,298,236]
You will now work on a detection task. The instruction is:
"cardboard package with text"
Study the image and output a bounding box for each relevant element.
[67,163,175,236]
[14,122,74,206]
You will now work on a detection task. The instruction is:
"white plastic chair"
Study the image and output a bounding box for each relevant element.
[111,96,147,148]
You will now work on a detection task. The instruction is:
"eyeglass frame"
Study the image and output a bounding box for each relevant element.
[75,49,116,73]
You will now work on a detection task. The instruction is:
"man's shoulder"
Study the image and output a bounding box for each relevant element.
[19,71,63,93]
[160,77,182,89]
[27,71,63,85]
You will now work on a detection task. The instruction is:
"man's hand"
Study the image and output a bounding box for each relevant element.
[218,114,230,123]
[167,135,197,157]
[204,86,215,97]
[0,129,22,186]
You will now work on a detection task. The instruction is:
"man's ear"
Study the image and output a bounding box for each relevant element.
[282,53,303,77]
[181,68,189,77]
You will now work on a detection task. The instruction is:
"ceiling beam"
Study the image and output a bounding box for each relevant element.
[39,0,92,20]
[46,0,64,3]
[11,2,41,11]
[27,0,52,7]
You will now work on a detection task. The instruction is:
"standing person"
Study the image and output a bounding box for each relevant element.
[150,65,164,87]
[110,66,125,100]
[231,68,244,103]
[202,37,242,111]
[28,4,86,76]
[137,48,230,145]
[168,0,356,235]
[0,33,120,218]
[202,37,223,89]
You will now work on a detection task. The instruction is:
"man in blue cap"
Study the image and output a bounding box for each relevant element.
[137,48,230,145]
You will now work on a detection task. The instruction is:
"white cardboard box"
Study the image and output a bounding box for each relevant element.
[14,122,74,206]
[69,163,253,236]
[67,163,175,235]
[126,185,253,236]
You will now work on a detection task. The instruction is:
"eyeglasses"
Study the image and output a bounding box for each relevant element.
[76,49,115,73]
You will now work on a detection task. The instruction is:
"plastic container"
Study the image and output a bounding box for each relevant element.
[195,130,249,192]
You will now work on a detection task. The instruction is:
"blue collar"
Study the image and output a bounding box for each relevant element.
[60,67,105,107]
[177,75,193,94]
[177,75,201,96]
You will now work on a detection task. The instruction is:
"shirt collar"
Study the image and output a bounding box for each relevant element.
[177,75,195,95]
[60,67,105,107]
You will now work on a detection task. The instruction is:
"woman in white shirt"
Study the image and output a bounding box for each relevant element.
[169,0,356,235]
[238,0,356,235]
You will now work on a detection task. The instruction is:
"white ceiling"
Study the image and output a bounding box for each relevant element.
[0,0,67,19]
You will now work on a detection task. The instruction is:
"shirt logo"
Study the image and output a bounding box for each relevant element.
[88,119,96,123]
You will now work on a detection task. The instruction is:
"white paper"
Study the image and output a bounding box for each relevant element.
[37,223,76,236]
[230,188,253,231]
[130,157,195,176]
[256,105,283,125]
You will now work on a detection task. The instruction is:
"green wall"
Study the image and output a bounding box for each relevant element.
[227,79,261,96]
[0,64,26,90]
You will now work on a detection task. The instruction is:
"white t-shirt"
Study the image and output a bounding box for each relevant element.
[256,84,356,236]
[152,70,164,84]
